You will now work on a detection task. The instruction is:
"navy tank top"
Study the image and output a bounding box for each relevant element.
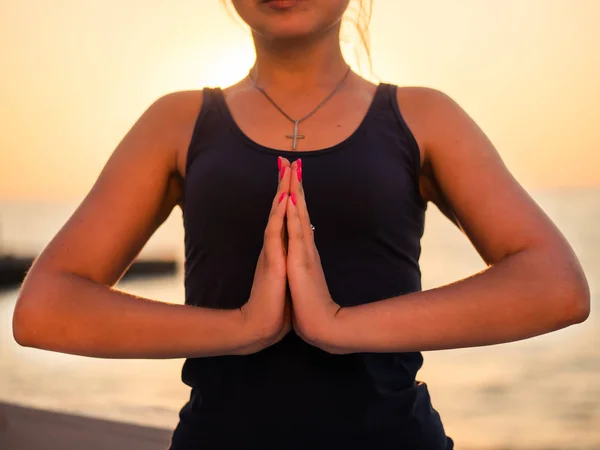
[170,83,454,450]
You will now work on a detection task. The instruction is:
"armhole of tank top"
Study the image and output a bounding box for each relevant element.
[184,87,214,175]
[387,84,427,209]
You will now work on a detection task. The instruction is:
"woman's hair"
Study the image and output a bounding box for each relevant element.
[345,0,373,73]
[220,0,373,72]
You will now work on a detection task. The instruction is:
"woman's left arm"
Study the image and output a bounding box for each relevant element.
[290,88,590,354]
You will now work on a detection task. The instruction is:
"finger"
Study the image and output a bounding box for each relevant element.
[279,157,292,249]
[286,160,307,253]
[276,157,292,212]
[288,158,314,240]
[277,156,292,185]
[264,157,292,262]
[278,156,292,174]
[269,157,292,216]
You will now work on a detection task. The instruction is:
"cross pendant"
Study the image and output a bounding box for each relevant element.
[285,120,305,151]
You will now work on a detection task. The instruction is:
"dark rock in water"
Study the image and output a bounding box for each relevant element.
[121,260,178,280]
[0,255,178,290]
[0,256,32,289]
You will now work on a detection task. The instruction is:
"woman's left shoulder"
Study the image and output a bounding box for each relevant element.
[393,85,480,163]
[390,86,454,166]
[394,85,462,121]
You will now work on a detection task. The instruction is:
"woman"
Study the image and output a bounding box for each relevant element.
[12,0,590,449]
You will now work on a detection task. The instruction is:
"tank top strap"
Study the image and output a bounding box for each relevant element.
[359,82,413,135]
[377,82,402,116]
[204,86,225,108]
[377,82,415,138]
[361,82,423,195]
[370,82,395,110]
[185,87,226,174]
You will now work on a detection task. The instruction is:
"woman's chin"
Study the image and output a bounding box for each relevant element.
[254,22,330,43]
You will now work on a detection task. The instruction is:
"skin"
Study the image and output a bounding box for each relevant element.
[12,0,589,359]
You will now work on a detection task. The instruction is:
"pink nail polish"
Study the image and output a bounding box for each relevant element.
[279,166,286,180]
[278,192,287,203]
[296,158,303,182]
[277,156,282,171]
[290,192,297,206]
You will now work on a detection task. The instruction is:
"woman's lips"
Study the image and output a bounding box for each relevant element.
[262,0,298,10]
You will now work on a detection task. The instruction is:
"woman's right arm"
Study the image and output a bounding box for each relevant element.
[12,91,287,359]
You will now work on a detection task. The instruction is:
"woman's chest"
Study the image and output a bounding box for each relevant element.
[182,144,425,248]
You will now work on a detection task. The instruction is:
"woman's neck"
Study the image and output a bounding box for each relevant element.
[250,26,349,93]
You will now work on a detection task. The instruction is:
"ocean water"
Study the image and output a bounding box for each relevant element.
[1,188,598,449]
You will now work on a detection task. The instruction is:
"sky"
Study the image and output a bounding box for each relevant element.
[1,0,599,200]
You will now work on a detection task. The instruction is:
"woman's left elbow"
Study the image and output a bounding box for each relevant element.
[569,294,590,324]
[558,281,591,326]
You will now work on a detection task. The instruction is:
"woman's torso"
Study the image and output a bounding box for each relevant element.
[168,81,453,449]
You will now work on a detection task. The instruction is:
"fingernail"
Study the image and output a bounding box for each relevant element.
[277,156,282,171]
[278,192,287,203]
[290,192,296,206]
[296,159,302,182]
[279,166,286,180]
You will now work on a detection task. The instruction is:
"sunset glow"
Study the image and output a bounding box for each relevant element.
[1,0,599,200]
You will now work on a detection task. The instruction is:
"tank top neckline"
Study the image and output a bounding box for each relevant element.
[212,82,388,157]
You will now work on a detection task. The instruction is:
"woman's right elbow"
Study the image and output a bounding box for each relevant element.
[12,271,57,348]
[13,290,44,348]
[13,297,38,348]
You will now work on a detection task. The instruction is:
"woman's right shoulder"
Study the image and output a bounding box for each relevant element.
[151,89,205,123]
[148,89,206,178]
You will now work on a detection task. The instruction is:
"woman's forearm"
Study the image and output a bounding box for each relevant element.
[12,270,267,358]
[330,247,590,354]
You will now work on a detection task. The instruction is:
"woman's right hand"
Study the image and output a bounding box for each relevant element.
[239,157,293,351]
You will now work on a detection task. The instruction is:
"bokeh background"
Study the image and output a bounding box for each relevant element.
[1,1,598,449]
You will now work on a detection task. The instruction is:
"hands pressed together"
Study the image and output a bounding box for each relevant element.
[240,157,346,355]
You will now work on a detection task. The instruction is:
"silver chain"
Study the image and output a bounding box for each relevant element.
[248,66,352,150]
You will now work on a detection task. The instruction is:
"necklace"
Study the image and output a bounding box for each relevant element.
[248,66,352,150]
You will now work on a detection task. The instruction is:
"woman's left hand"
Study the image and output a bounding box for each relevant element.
[285,159,345,353]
